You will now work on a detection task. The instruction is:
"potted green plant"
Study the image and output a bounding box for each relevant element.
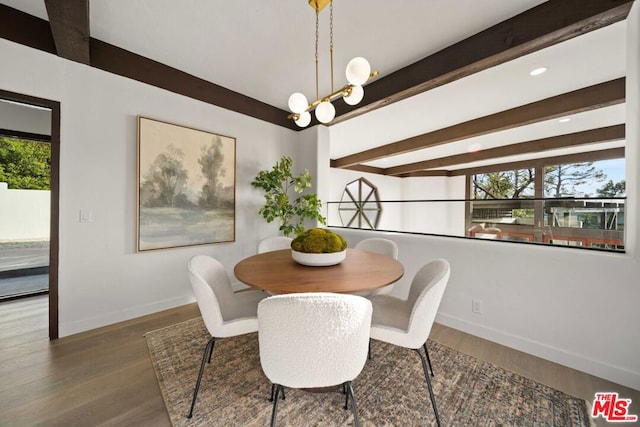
[290,228,348,266]
[251,156,326,237]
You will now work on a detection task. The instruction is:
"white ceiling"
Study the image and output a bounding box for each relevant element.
[0,0,627,168]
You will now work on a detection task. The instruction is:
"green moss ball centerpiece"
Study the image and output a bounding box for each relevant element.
[290,228,347,266]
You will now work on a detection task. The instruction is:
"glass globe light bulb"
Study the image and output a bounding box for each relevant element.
[294,111,311,127]
[343,85,364,106]
[346,57,371,86]
[315,101,336,124]
[288,92,308,114]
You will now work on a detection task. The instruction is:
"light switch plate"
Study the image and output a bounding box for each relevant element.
[79,210,92,223]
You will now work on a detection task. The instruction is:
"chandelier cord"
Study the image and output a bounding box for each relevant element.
[315,9,319,101]
[330,1,334,94]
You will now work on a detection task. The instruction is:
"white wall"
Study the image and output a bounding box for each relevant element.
[402,175,466,235]
[0,37,300,336]
[0,183,50,240]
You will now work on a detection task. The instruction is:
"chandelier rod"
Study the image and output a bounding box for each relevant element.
[330,1,334,93]
[315,9,319,101]
[287,71,379,120]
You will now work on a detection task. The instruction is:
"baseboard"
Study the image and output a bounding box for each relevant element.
[59,295,196,337]
[436,312,640,392]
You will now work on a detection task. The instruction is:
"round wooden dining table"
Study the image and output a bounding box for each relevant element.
[234,248,404,294]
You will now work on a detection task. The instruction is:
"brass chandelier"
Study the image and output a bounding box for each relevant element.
[287,0,379,127]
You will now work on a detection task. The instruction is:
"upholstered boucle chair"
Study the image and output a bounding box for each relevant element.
[354,237,399,296]
[186,255,267,418]
[258,293,372,427]
[257,236,293,253]
[369,258,451,427]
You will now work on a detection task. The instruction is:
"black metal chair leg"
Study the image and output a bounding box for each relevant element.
[270,384,282,427]
[423,342,434,376]
[344,382,349,409]
[187,336,216,418]
[270,383,286,402]
[207,339,215,363]
[345,381,361,427]
[368,339,372,360]
[414,348,441,427]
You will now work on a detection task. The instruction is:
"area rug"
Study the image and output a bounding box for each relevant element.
[145,317,592,426]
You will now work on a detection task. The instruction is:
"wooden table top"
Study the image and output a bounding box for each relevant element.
[234,248,404,294]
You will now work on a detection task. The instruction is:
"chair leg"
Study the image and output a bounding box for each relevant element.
[344,381,361,427]
[368,339,372,360]
[207,339,215,363]
[423,342,434,376]
[187,337,216,418]
[414,348,441,427]
[270,383,286,402]
[270,384,283,427]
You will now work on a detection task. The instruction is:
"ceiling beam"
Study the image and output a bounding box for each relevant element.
[89,40,297,130]
[332,78,625,169]
[44,0,90,64]
[331,0,634,124]
[334,164,386,175]
[0,4,56,54]
[447,147,625,177]
[384,124,625,176]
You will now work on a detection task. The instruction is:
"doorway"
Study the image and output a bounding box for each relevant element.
[0,89,60,339]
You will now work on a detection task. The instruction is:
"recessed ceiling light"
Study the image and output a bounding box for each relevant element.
[558,117,571,123]
[529,67,547,76]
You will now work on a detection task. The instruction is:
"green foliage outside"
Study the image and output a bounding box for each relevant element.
[251,156,326,237]
[472,169,534,199]
[543,162,605,197]
[472,162,608,200]
[0,137,51,190]
[291,228,347,253]
[596,179,625,197]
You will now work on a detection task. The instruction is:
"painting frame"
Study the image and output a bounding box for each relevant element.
[136,116,236,252]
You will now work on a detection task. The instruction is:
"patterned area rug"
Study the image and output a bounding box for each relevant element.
[145,317,592,426]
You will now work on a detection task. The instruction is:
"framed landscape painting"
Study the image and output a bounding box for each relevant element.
[136,116,235,251]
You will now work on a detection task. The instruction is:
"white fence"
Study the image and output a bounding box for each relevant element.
[0,182,50,241]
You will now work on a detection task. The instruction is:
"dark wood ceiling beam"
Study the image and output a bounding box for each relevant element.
[44,0,90,64]
[447,147,625,177]
[331,164,386,175]
[333,78,625,169]
[331,0,634,124]
[399,170,452,178]
[384,124,625,176]
[0,4,56,54]
[89,40,298,130]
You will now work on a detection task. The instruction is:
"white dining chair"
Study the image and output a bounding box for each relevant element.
[354,237,399,296]
[369,258,451,427]
[186,255,267,418]
[258,293,372,427]
[257,236,293,253]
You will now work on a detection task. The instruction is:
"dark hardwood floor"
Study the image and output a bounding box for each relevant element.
[1,295,637,426]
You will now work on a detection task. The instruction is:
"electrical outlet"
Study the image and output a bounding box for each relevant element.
[472,298,483,314]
